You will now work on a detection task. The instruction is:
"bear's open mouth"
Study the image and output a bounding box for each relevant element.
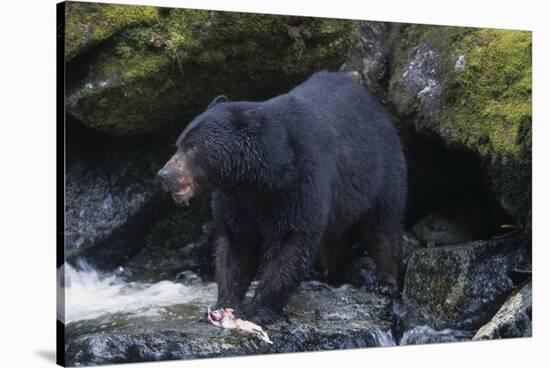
[171,180,194,205]
[176,181,192,196]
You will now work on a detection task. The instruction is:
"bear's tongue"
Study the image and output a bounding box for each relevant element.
[176,182,191,195]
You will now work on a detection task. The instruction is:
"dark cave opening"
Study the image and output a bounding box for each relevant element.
[400,124,515,239]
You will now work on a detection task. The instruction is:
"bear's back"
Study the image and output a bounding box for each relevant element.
[290,71,356,109]
[285,71,405,214]
[288,71,392,133]
[285,72,397,147]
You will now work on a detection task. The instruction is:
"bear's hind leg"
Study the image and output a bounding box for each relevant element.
[317,233,350,285]
[363,203,403,297]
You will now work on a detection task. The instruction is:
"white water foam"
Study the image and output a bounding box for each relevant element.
[59,261,216,324]
[372,328,397,347]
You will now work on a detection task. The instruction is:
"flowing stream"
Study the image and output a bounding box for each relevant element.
[59,261,217,324]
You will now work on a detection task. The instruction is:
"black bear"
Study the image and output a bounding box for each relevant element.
[158,71,407,324]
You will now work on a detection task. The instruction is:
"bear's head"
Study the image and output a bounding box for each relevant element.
[157,95,270,206]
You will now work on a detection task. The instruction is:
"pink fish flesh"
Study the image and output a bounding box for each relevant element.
[207,307,273,344]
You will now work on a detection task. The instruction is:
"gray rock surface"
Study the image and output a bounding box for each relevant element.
[341,21,390,99]
[473,282,532,340]
[65,146,165,258]
[403,236,523,330]
[64,130,212,274]
[65,282,395,366]
[395,41,442,119]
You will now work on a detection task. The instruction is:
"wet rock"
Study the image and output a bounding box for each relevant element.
[64,121,212,273]
[65,282,395,365]
[66,4,358,135]
[473,282,532,340]
[403,236,525,330]
[412,206,483,247]
[67,171,213,275]
[65,144,165,260]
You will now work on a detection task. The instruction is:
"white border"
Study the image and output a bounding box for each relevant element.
[1,0,548,367]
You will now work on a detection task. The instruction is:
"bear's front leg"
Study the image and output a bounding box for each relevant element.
[213,231,258,318]
[247,232,317,325]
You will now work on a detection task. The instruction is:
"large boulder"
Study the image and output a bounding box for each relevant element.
[65,281,395,365]
[65,3,358,135]
[473,281,532,340]
[402,235,527,330]
[343,22,532,229]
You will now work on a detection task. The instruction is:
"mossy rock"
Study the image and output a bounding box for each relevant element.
[64,2,160,60]
[66,5,358,136]
[384,25,531,227]
[403,237,521,330]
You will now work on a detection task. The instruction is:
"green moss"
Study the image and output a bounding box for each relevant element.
[68,51,175,134]
[442,30,532,158]
[162,10,357,77]
[65,2,159,60]
[396,26,532,157]
[390,25,531,159]
[389,25,531,226]
[442,30,532,226]
[68,7,358,135]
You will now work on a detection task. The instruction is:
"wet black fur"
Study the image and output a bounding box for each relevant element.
[174,71,407,324]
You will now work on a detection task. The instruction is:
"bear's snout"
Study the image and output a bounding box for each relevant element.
[157,167,169,182]
[158,152,197,205]
[157,166,175,192]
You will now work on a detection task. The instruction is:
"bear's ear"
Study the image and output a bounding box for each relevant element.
[207,95,230,109]
[237,107,263,130]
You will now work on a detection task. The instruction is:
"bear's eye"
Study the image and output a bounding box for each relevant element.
[185,143,196,153]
